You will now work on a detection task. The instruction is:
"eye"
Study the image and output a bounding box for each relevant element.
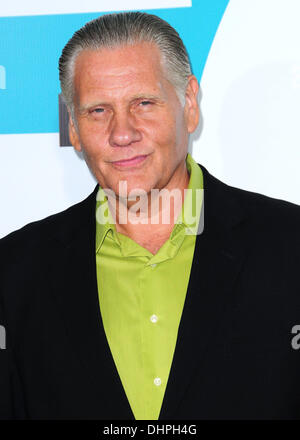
[140,100,152,106]
[93,108,105,113]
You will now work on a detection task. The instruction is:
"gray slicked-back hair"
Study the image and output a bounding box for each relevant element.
[59,11,192,119]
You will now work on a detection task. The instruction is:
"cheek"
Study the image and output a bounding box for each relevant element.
[144,117,178,147]
[77,124,109,160]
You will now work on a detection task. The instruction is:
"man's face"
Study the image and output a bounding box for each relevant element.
[69,41,199,198]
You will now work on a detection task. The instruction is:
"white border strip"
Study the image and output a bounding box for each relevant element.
[0,0,192,17]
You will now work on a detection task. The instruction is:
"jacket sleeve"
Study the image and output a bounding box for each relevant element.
[0,299,14,418]
[0,244,27,419]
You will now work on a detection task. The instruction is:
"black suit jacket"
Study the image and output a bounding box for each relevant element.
[1,163,300,420]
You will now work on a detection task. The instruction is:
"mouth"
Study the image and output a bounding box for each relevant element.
[111,154,149,169]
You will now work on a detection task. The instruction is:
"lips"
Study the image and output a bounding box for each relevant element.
[111,154,149,168]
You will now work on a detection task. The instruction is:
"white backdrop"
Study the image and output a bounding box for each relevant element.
[1,0,299,239]
[197,0,300,204]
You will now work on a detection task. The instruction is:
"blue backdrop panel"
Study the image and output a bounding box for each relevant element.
[0,1,229,134]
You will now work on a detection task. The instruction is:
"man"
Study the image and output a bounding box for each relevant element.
[0,11,300,420]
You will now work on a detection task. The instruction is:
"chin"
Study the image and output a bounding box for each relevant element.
[122,186,149,200]
[115,178,151,196]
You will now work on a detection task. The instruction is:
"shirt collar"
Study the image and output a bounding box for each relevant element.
[95,188,119,253]
[171,152,204,239]
[95,153,203,254]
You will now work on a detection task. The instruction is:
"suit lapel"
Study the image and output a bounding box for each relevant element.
[159,165,250,419]
[48,187,134,419]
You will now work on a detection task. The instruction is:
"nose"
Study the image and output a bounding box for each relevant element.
[109,111,142,147]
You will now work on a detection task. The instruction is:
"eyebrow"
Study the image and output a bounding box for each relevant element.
[131,94,161,101]
[78,94,163,113]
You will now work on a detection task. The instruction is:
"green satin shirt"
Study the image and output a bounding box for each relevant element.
[95,153,203,420]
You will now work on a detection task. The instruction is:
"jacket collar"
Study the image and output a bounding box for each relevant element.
[159,164,249,418]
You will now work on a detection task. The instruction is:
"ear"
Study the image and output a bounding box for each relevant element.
[184,75,199,134]
[68,110,82,152]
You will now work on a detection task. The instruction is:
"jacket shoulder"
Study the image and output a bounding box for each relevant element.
[228,178,299,207]
[228,182,300,229]
[202,164,300,231]
[0,186,98,261]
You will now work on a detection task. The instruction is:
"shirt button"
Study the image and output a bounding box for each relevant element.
[154,377,162,386]
[151,263,157,268]
[150,314,158,323]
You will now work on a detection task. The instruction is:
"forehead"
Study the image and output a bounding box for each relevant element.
[73,42,169,100]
